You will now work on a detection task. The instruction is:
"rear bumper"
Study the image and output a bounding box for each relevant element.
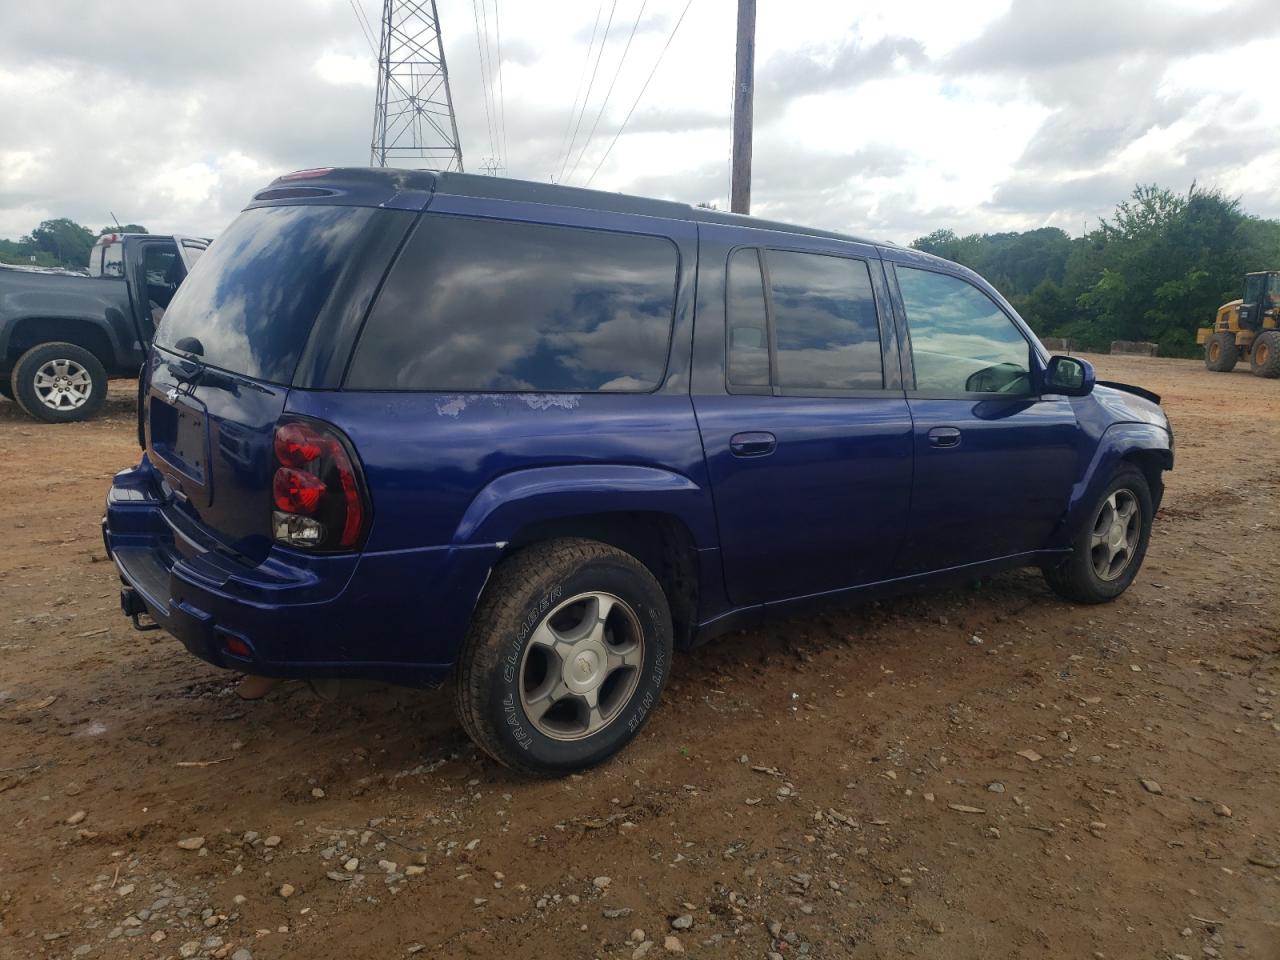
[103,457,500,686]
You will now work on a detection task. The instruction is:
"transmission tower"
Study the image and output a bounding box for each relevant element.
[370,0,464,171]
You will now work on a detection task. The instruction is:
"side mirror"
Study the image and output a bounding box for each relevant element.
[1043,355,1095,397]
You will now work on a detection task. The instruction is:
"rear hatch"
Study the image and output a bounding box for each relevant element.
[145,201,410,562]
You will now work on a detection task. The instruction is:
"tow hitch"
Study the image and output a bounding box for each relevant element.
[120,586,160,632]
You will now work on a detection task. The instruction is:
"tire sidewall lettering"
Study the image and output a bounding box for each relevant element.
[492,560,672,767]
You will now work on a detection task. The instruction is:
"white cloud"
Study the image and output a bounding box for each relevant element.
[316,50,376,87]
[0,0,1277,243]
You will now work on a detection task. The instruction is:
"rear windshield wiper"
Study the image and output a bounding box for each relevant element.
[162,338,271,396]
[164,351,237,396]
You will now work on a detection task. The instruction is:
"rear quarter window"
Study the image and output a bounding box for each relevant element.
[346,215,679,392]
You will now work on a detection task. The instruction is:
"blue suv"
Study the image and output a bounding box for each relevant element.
[104,168,1173,775]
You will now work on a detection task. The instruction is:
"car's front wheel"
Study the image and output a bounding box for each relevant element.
[1042,464,1154,604]
[454,538,673,776]
[11,342,108,423]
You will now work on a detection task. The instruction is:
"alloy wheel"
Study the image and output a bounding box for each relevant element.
[32,358,93,411]
[518,591,644,741]
[1089,488,1141,581]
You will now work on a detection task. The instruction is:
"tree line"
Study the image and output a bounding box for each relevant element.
[911,185,1280,357]
[0,218,149,270]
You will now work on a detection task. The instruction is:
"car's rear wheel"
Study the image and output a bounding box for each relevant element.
[1042,464,1153,604]
[454,537,673,776]
[1204,332,1238,372]
[11,342,108,423]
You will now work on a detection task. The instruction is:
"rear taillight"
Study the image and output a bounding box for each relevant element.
[270,418,369,551]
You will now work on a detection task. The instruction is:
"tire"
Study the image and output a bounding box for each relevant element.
[1204,332,1238,372]
[454,537,674,776]
[11,342,108,423]
[1250,331,1280,379]
[0,377,12,401]
[1042,464,1154,604]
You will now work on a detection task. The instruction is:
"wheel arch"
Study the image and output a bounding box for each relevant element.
[504,511,700,648]
[5,316,121,374]
[1121,447,1170,512]
[1060,423,1172,543]
[453,465,718,650]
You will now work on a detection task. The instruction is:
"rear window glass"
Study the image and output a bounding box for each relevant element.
[346,215,678,392]
[726,248,770,387]
[768,250,882,391]
[102,243,124,278]
[155,205,379,384]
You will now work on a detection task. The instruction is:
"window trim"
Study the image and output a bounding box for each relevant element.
[343,211,682,396]
[724,247,771,395]
[724,244,890,398]
[889,261,1045,401]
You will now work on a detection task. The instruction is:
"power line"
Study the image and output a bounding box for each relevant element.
[355,0,379,51]
[565,0,648,183]
[477,0,504,167]
[558,0,618,184]
[585,0,694,188]
[348,0,378,56]
[470,0,498,160]
[493,0,509,171]
[554,4,604,181]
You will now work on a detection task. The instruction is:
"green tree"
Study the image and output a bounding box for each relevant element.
[1012,278,1072,335]
[1072,184,1268,355]
[99,224,149,235]
[28,218,96,269]
[909,183,1280,357]
[911,229,961,259]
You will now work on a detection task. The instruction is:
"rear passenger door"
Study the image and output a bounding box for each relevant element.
[692,226,914,605]
[887,259,1079,572]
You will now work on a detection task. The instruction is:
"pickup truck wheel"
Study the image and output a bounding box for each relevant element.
[454,537,673,776]
[11,342,108,423]
[1042,464,1153,604]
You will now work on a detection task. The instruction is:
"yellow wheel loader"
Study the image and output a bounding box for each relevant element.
[1198,271,1280,378]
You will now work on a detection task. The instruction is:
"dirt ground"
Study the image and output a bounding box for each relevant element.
[1,354,1277,960]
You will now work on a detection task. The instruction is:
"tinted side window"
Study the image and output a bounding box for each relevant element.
[347,216,678,392]
[726,248,769,387]
[144,244,179,283]
[897,267,1031,395]
[143,243,183,309]
[767,250,882,391]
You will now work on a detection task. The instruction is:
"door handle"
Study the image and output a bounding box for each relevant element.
[927,426,961,448]
[730,431,776,457]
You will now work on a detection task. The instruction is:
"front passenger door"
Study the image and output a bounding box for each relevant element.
[891,263,1078,573]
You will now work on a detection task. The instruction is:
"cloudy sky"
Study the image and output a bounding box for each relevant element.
[2,0,1278,245]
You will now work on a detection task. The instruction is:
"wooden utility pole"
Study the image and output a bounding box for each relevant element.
[730,0,755,215]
